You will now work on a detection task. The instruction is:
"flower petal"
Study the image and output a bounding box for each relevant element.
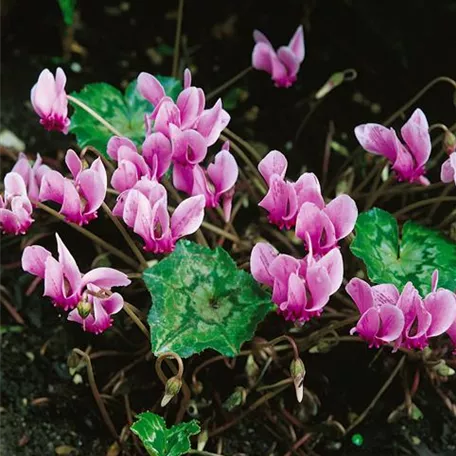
[354,124,397,162]
[324,194,358,240]
[65,149,82,179]
[207,150,238,196]
[346,278,375,315]
[250,242,278,287]
[171,195,205,239]
[288,25,305,62]
[258,150,288,185]
[400,108,431,168]
[81,268,131,289]
[376,304,405,342]
[137,72,166,106]
[424,289,456,337]
[22,245,51,279]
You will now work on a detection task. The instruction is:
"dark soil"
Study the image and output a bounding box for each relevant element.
[2,0,456,455]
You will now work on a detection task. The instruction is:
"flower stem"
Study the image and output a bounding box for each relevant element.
[123,301,149,340]
[223,126,263,162]
[393,195,456,218]
[67,94,123,137]
[72,348,119,441]
[206,66,253,101]
[101,203,148,270]
[37,202,139,269]
[172,0,185,78]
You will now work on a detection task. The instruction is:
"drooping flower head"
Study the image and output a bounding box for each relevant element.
[251,239,343,323]
[22,234,130,333]
[252,25,305,88]
[113,179,205,254]
[441,152,456,186]
[258,150,324,229]
[31,68,70,134]
[12,153,51,203]
[0,172,34,235]
[354,108,431,185]
[39,149,107,225]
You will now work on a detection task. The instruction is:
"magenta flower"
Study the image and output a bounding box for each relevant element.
[395,273,456,350]
[12,153,51,203]
[295,195,358,255]
[21,234,130,314]
[252,25,305,88]
[251,242,343,322]
[258,150,325,229]
[354,108,431,185]
[441,152,456,186]
[447,316,456,354]
[67,284,125,334]
[138,69,230,147]
[31,68,70,134]
[172,141,239,222]
[0,172,34,235]
[346,278,404,348]
[113,179,205,253]
[39,149,107,225]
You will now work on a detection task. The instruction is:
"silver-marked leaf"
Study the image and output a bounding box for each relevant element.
[130,412,200,456]
[350,208,456,295]
[144,240,274,358]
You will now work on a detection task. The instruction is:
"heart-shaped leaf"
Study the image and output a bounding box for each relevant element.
[350,208,456,295]
[144,240,274,358]
[130,412,200,456]
[69,76,182,157]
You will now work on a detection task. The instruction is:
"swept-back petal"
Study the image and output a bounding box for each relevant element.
[354,124,397,161]
[81,268,131,289]
[424,289,456,337]
[65,149,82,179]
[258,150,288,185]
[207,150,238,196]
[401,108,431,168]
[324,194,358,240]
[137,72,166,106]
[171,195,205,239]
[346,278,375,315]
[376,304,404,342]
[288,25,305,62]
[250,242,278,287]
[22,245,51,279]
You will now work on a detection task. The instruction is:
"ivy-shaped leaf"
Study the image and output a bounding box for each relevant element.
[69,77,182,157]
[130,412,200,456]
[350,208,456,295]
[144,240,274,358]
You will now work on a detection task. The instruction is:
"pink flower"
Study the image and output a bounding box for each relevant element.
[295,195,358,255]
[138,69,230,147]
[173,141,239,222]
[67,285,125,334]
[12,153,51,203]
[31,68,70,134]
[447,317,456,354]
[395,272,456,350]
[354,108,431,185]
[113,179,205,253]
[252,25,305,88]
[0,172,34,235]
[346,278,404,348]
[250,241,343,322]
[441,152,456,186]
[21,234,130,314]
[39,149,107,225]
[346,272,456,350]
[258,150,325,229]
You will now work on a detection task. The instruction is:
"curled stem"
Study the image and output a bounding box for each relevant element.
[155,351,185,385]
[268,335,300,360]
[72,348,119,441]
[36,202,139,269]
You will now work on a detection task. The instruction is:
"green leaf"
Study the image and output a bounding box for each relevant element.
[130,412,200,456]
[57,0,76,26]
[69,77,182,157]
[144,240,274,358]
[350,208,456,295]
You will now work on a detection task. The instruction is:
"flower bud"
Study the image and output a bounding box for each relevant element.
[443,130,456,155]
[77,300,92,319]
[161,375,182,407]
[223,386,247,411]
[290,357,306,403]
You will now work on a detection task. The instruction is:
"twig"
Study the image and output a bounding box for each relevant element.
[172,0,185,78]
[72,348,119,441]
[206,67,253,101]
[123,301,150,340]
[393,196,456,218]
[36,202,140,269]
[345,355,406,433]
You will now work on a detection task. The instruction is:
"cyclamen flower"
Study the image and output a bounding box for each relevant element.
[39,149,107,225]
[173,141,239,222]
[0,172,34,235]
[107,134,172,192]
[441,152,456,186]
[31,68,70,134]
[251,241,343,322]
[21,234,130,335]
[113,179,205,253]
[346,278,404,348]
[346,272,456,350]
[138,69,230,147]
[12,153,51,202]
[252,25,305,88]
[354,108,431,185]
[295,195,358,255]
